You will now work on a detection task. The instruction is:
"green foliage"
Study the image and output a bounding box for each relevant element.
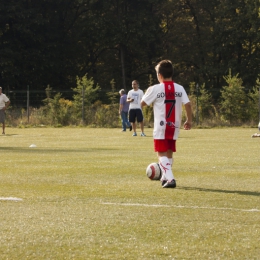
[188,82,216,123]
[142,105,154,127]
[0,0,259,97]
[247,78,260,121]
[142,75,155,127]
[73,74,100,106]
[72,74,101,122]
[188,82,197,121]
[94,103,119,128]
[220,70,247,124]
[198,84,215,120]
[42,90,73,126]
[4,71,260,127]
[106,79,118,104]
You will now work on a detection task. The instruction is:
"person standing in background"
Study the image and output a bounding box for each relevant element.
[127,80,146,137]
[119,89,132,132]
[0,87,10,135]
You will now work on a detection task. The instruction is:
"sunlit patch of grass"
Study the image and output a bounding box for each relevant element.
[0,127,259,259]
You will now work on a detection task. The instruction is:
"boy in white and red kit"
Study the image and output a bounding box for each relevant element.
[141,60,192,188]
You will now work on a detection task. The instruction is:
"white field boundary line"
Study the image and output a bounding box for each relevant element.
[0,197,23,201]
[101,202,260,212]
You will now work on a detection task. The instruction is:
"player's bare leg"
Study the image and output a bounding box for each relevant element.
[140,121,146,136]
[132,122,137,136]
[2,122,5,134]
[158,151,176,188]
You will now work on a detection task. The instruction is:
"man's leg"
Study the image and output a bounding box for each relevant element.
[137,109,145,136]
[132,122,137,133]
[129,110,137,135]
[140,121,144,133]
[2,122,5,134]
[126,112,131,129]
[121,112,127,131]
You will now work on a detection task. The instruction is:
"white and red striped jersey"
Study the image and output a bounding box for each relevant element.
[142,81,190,140]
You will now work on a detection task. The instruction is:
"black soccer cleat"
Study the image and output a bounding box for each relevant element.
[161,180,167,186]
[162,179,176,188]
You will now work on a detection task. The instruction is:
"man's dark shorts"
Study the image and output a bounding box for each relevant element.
[0,109,5,123]
[129,108,143,123]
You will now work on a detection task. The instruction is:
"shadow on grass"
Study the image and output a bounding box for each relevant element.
[0,147,117,153]
[179,186,260,197]
[0,134,19,137]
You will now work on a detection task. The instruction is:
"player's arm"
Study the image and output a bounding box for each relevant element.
[141,86,152,108]
[127,97,134,103]
[119,103,123,114]
[141,100,147,108]
[183,102,192,130]
[3,100,10,111]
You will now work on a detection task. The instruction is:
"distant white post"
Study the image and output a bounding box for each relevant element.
[196,83,199,125]
[27,85,29,123]
[82,86,85,124]
[258,86,260,131]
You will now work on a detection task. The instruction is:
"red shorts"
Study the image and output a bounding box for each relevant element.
[154,139,176,153]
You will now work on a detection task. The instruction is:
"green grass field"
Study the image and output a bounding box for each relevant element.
[1,127,259,259]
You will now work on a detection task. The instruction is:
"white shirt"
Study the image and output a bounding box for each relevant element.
[0,93,9,109]
[141,82,190,140]
[127,89,144,109]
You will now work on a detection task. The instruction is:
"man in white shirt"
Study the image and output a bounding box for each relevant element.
[0,87,10,134]
[127,80,146,136]
[141,60,192,188]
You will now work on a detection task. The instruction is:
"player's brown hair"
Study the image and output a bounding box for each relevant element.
[155,60,174,79]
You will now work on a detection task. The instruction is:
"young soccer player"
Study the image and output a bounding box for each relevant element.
[141,60,192,188]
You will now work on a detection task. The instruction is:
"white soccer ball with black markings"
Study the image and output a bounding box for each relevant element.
[146,162,162,180]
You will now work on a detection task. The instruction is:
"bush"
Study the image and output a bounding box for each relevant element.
[5,74,259,128]
[220,70,248,124]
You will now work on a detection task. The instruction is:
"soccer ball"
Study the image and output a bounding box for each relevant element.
[146,162,162,180]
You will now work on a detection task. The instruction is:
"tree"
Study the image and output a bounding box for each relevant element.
[42,86,73,125]
[247,78,260,122]
[0,0,259,102]
[159,0,260,93]
[83,0,165,90]
[198,84,214,121]
[0,0,94,91]
[220,70,247,124]
[72,74,100,121]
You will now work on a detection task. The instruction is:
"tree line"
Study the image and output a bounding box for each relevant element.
[6,73,260,127]
[0,0,259,101]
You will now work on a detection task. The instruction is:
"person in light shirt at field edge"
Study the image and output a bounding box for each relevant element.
[127,80,146,137]
[0,87,10,135]
[119,89,132,132]
[141,60,192,188]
